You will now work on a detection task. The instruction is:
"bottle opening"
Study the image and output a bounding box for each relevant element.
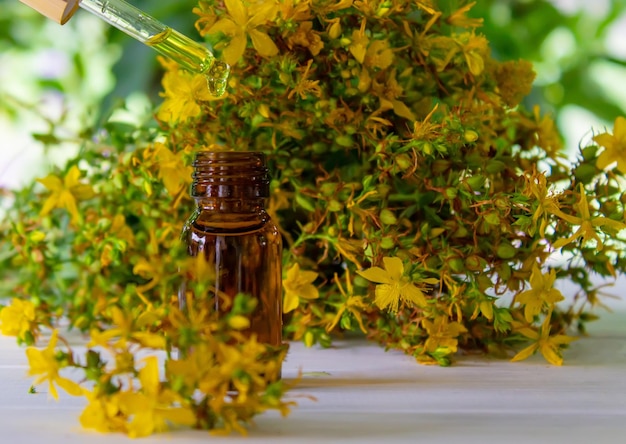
[191,151,270,199]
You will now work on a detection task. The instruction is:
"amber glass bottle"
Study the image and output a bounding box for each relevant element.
[181,151,282,348]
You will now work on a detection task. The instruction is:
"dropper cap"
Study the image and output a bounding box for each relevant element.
[19,0,80,24]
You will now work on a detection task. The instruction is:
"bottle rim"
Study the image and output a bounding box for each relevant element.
[191,151,269,199]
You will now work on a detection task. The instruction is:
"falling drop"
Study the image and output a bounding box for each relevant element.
[206,60,230,97]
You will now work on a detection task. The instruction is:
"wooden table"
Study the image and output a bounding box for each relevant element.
[2,301,626,444]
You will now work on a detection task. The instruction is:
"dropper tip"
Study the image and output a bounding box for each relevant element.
[206,61,231,97]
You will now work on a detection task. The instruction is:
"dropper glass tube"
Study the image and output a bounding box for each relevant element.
[78,0,230,96]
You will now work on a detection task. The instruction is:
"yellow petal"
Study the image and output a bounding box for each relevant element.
[552,235,576,250]
[479,300,493,320]
[391,99,416,121]
[39,195,59,217]
[516,327,539,340]
[356,266,392,284]
[382,256,404,281]
[222,34,248,65]
[64,165,82,188]
[25,348,47,374]
[374,283,400,312]
[162,407,197,426]
[71,183,95,200]
[510,343,538,362]
[550,334,577,345]
[227,315,250,330]
[59,191,81,224]
[283,291,299,313]
[248,1,277,26]
[56,376,83,397]
[297,282,317,300]
[133,332,167,349]
[540,343,563,366]
[37,175,63,191]
[523,300,542,323]
[593,132,615,150]
[127,411,156,438]
[249,29,279,57]
[224,0,247,26]
[596,149,615,170]
[298,270,319,285]
[48,380,60,400]
[593,216,626,231]
[208,17,241,36]
[465,51,484,76]
[400,283,427,307]
[139,357,160,394]
[545,288,564,303]
[613,116,626,140]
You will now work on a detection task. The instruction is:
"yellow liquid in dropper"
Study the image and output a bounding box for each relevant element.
[146,28,229,97]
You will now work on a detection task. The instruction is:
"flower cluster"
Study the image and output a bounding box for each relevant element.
[154,0,626,366]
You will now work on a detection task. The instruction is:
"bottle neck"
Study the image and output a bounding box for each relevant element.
[191,151,270,213]
[194,197,267,213]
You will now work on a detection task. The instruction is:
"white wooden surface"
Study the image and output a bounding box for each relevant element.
[2,304,626,444]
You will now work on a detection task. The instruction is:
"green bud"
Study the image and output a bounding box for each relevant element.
[581,145,598,161]
[444,187,458,199]
[496,243,517,259]
[483,211,500,225]
[380,209,398,225]
[395,153,413,171]
[328,200,343,212]
[465,255,486,272]
[380,237,395,249]
[320,182,337,197]
[574,163,598,183]
[448,257,465,273]
[336,135,354,147]
[463,129,479,143]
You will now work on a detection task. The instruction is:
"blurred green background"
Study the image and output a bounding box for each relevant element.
[1,0,626,193]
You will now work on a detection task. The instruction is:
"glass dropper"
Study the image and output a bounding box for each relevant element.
[19,0,230,96]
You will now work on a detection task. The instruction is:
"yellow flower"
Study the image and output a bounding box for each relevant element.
[157,70,216,123]
[79,390,127,434]
[364,40,394,70]
[593,116,626,174]
[459,32,488,76]
[522,168,560,237]
[283,263,319,313]
[356,256,430,313]
[153,143,193,196]
[349,20,369,63]
[287,59,322,100]
[515,265,564,323]
[207,0,279,65]
[118,357,196,438]
[371,69,416,121]
[552,183,626,251]
[88,306,166,350]
[286,21,324,56]
[37,165,94,224]
[422,315,468,353]
[26,329,83,399]
[511,314,577,366]
[518,105,563,159]
[0,298,35,338]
